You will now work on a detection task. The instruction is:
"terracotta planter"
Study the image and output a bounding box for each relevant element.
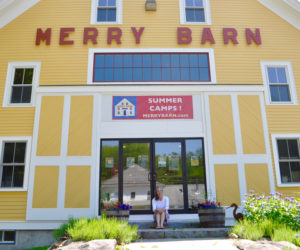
[198,208,225,228]
[103,210,130,220]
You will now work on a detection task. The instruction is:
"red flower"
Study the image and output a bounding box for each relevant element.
[217,202,221,207]
[114,204,118,207]
[104,205,109,209]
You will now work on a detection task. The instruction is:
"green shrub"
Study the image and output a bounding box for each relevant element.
[54,216,138,245]
[244,192,300,230]
[24,246,49,250]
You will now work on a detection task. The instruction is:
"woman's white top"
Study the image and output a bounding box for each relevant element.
[152,196,169,212]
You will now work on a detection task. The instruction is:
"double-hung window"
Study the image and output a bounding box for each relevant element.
[3,62,40,107]
[261,62,297,105]
[180,0,211,25]
[91,0,122,24]
[272,135,300,186]
[0,142,26,188]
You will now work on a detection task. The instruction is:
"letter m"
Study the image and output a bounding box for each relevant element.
[36,28,51,45]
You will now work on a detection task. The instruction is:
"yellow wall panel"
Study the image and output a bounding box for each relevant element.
[65,166,91,208]
[239,95,266,154]
[215,164,240,205]
[32,166,59,208]
[245,164,270,194]
[209,95,236,155]
[0,192,27,221]
[67,96,93,156]
[37,96,64,156]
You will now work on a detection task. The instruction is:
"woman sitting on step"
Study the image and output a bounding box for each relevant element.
[152,187,169,229]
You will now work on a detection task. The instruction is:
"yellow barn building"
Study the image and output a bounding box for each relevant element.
[0,0,299,248]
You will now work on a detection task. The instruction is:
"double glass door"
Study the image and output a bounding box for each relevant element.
[100,138,206,214]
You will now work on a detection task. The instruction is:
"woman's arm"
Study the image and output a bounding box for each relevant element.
[165,196,169,211]
[152,198,157,212]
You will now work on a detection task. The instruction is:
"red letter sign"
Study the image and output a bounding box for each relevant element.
[107,27,122,44]
[36,28,51,45]
[223,28,239,45]
[59,28,75,45]
[83,27,98,45]
[131,27,145,44]
[177,27,192,44]
[201,28,215,44]
[246,28,262,45]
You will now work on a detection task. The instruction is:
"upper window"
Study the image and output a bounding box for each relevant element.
[93,53,211,83]
[3,62,41,107]
[0,142,26,188]
[91,0,122,24]
[180,0,211,25]
[261,61,297,105]
[277,139,300,184]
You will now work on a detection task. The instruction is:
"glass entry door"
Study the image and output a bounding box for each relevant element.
[100,138,206,214]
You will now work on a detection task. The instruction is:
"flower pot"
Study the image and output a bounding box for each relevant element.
[198,208,225,228]
[103,210,130,220]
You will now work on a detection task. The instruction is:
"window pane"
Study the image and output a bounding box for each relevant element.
[11,86,22,103]
[153,68,161,81]
[108,0,116,7]
[277,140,289,159]
[4,231,15,242]
[181,68,190,81]
[152,55,161,67]
[124,55,133,67]
[270,85,280,102]
[278,85,290,102]
[200,68,210,81]
[13,69,24,85]
[114,55,123,67]
[143,55,151,67]
[143,68,152,81]
[104,68,114,81]
[162,68,171,81]
[277,68,287,83]
[190,54,199,67]
[114,68,123,81]
[199,54,208,67]
[194,9,205,22]
[185,0,194,7]
[3,143,14,163]
[14,143,26,163]
[95,55,105,67]
[13,165,24,187]
[133,55,142,67]
[98,0,107,7]
[195,0,203,7]
[171,68,181,81]
[133,68,142,81]
[190,68,200,81]
[24,68,33,84]
[290,162,300,182]
[161,54,170,67]
[107,9,116,22]
[180,54,189,67]
[21,86,32,103]
[279,162,291,183]
[186,9,195,22]
[1,166,13,187]
[97,9,107,22]
[124,68,133,81]
[267,67,277,83]
[171,55,180,67]
[94,68,104,81]
[0,231,2,242]
[105,55,114,67]
[287,140,299,159]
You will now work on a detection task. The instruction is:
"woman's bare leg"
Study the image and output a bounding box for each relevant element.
[160,212,165,228]
[156,212,160,228]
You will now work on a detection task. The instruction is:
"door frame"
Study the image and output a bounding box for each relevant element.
[99,137,207,215]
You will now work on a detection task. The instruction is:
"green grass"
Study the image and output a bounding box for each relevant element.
[54,216,138,245]
[230,219,300,247]
[24,246,49,250]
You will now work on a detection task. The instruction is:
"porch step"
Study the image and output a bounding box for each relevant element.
[137,228,229,239]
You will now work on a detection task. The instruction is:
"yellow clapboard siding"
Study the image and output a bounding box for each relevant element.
[67,96,93,156]
[214,164,240,206]
[238,95,266,154]
[245,164,270,194]
[64,166,91,208]
[36,96,64,156]
[209,95,236,155]
[32,166,59,208]
[0,192,27,221]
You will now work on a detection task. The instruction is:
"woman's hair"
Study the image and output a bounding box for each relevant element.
[155,187,163,200]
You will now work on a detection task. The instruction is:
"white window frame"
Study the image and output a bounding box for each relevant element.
[271,134,300,187]
[0,231,16,244]
[90,0,122,25]
[2,62,41,107]
[179,0,211,25]
[261,61,297,105]
[87,48,217,85]
[0,137,32,191]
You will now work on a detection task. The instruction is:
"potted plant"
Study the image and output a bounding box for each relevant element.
[102,202,132,220]
[197,200,225,228]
